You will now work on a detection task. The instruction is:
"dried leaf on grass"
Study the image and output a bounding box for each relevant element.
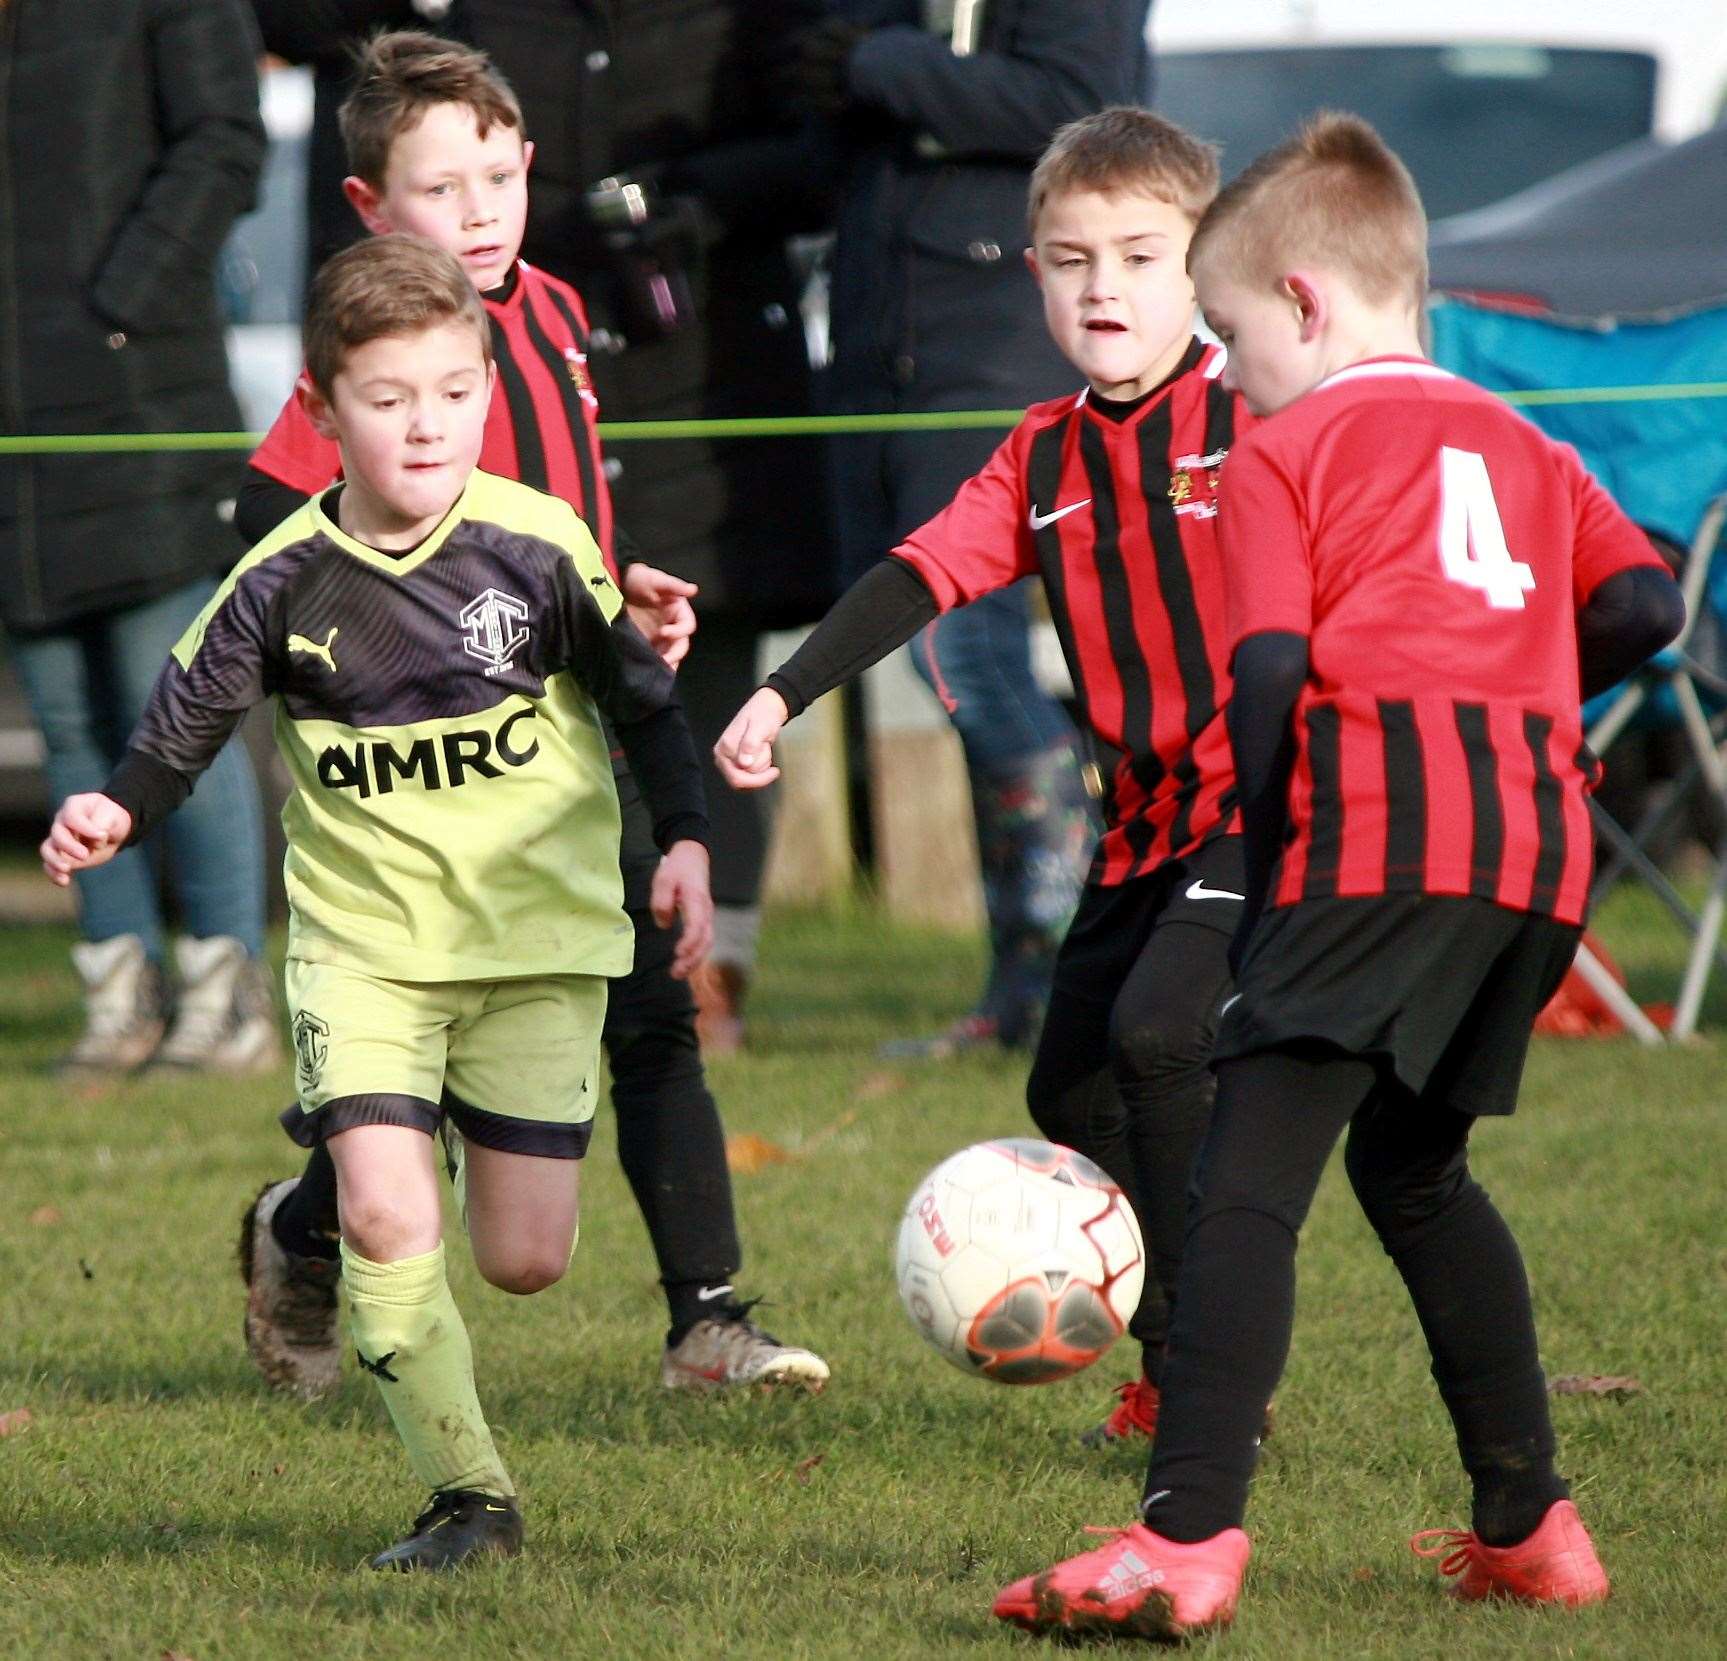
[0,1408,33,1437]
[28,1204,62,1226]
[793,1454,824,1486]
[1547,1374,1644,1400]
[725,1133,796,1174]
[727,1109,861,1174]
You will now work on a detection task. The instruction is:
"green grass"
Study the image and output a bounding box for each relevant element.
[3,894,1726,1658]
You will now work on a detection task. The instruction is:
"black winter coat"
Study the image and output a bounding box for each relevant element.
[828,0,1151,415]
[252,0,840,628]
[477,0,839,627]
[0,0,265,634]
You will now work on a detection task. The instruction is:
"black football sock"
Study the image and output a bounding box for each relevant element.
[269,1138,340,1261]
[665,1280,743,1344]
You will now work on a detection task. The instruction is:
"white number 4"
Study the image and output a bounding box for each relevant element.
[1437,447,1536,609]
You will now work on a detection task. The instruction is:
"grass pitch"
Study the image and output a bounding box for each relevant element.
[3,896,1725,1659]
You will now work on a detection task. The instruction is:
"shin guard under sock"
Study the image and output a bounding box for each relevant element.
[341,1243,512,1498]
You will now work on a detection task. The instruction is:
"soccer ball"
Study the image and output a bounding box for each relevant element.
[894,1138,1144,1385]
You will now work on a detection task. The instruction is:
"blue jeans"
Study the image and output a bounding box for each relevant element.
[907,582,1075,780]
[10,579,266,959]
[834,425,1076,777]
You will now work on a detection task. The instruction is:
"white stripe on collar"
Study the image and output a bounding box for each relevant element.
[1317,359,1454,391]
[1203,346,1228,380]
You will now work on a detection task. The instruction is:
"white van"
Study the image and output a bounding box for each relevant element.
[1148,0,1727,217]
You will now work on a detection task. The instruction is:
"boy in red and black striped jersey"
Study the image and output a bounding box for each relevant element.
[996,116,1683,1640]
[237,33,829,1411]
[718,109,1251,1442]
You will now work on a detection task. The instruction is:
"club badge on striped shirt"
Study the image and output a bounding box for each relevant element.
[563,347,597,406]
[1168,449,1228,519]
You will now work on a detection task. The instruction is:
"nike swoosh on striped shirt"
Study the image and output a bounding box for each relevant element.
[1028,499,1091,531]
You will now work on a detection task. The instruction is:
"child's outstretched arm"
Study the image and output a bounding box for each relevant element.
[40,794,134,886]
[713,558,941,790]
[714,687,792,790]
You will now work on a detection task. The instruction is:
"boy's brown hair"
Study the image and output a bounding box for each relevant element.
[1028,106,1220,234]
[303,234,492,394]
[339,29,523,187]
[1189,112,1428,310]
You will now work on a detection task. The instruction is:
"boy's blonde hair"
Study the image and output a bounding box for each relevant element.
[1189,112,1428,309]
[303,235,492,395]
[1029,107,1220,235]
[339,30,523,187]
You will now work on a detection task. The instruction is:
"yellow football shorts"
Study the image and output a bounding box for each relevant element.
[280,959,607,1158]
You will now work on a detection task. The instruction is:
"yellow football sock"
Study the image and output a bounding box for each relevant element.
[341,1242,513,1498]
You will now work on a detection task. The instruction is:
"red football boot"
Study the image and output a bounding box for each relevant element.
[1411,1499,1609,1608]
[994,1522,1252,1640]
[1080,1377,1161,1448]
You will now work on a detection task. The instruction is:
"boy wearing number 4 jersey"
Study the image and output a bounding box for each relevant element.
[993,113,1682,1641]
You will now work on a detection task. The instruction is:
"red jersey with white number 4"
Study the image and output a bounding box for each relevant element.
[894,339,1252,886]
[1221,356,1664,925]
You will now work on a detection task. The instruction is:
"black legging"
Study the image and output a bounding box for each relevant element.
[1142,1045,1565,1545]
[1027,918,1230,1371]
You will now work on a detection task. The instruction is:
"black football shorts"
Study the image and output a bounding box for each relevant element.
[1215,894,1579,1116]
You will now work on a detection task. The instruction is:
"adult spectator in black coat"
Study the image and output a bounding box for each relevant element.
[0,0,276,1075]
[477,1,837,1046]
[765,0,1153,1056]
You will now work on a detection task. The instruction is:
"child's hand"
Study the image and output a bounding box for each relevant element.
[650,839,714,979]
[622,563,699,669]
[41,793,132,886]
[714,688,789,789]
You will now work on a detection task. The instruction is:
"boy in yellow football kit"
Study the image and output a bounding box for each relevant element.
[42,235,714,1570]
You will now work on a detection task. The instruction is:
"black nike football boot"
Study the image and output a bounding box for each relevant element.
[368,1488,524,1571]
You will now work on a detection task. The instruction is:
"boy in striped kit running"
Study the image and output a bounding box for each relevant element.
[719,107,1252,1446]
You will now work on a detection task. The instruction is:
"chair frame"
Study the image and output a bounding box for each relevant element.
[1579,493,1727,1042]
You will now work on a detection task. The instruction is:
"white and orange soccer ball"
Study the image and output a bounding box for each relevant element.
[894,1138,1144,1385]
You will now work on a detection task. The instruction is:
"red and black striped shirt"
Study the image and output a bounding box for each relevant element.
[251,260,615,569]
[1221,358,1666,925]
[893,339,1251,886]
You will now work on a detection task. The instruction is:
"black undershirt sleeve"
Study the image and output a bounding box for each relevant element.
[1576,565,1686,700]
[235,466,312,546]
[612,522,649,574]
[764,557,940,718]
[611,701,710,852]
[1226,630,1310,974]
[584,604,709,851]
[105,749,194,847]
